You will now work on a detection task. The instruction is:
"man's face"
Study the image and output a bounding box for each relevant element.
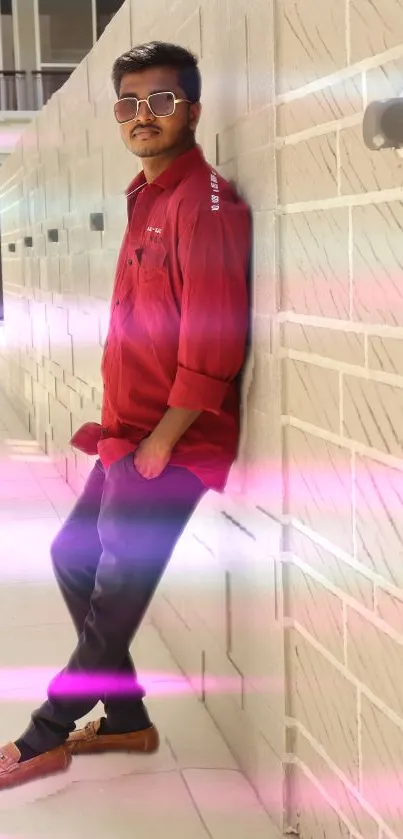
[117,66,201,159]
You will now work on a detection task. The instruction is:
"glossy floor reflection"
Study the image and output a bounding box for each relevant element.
[0,390,277,838]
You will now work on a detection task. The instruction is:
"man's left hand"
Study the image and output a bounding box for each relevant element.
[133,434,172,480]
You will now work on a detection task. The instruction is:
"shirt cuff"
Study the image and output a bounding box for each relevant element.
[168,366,228,414]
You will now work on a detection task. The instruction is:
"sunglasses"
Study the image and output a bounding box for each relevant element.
[114,91,191,124]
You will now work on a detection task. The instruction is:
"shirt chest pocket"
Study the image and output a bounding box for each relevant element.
[132,244,169,334]
[139,245,168,288]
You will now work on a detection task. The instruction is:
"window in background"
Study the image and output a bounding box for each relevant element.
[38,0,93,65]
[96,0,125,39]
[33,68,73,108]
[0,0,15,71]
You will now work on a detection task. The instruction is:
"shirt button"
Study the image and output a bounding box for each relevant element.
[115,299,120,306]
[128,258,133,266]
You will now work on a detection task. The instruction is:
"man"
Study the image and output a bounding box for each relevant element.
[0,41,250,789]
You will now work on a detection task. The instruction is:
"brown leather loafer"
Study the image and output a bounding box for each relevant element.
[0,742,71,791]
[67,719,160,756]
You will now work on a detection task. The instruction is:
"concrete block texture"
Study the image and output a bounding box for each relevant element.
[280,209,351,318]
[285,427,354,553]
[286,763,352,839]
[355,457,403,588]
[277,75,364,136]
[289,527,375,609]
[277,0,403,831]
[285,562,345,661]
[288,728,380,838]
[278,134,338,204]
[350,0,403,62]
[283,323,366,366]
[361,696,403,837]
[283,357,341,433]
[347,607,403,717]
[276,0,347,93]
[287,629,360,784]
[352,202,403,326]
[343,375,403,458]
[1,0,403,836]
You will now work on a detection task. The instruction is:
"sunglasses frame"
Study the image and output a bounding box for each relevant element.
[114,91,191,123]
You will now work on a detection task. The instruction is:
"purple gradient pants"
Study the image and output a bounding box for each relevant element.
[22,454,205,752]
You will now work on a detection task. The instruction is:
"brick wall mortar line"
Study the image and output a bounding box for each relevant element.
[287,553,386,625]
[286,722,388,832]
[282,348,403,387]
[276,113,362,147]
[286,414,403,479]
[280,350,366,375]
[275,42,403,105]
[283,727,349,797]
[285,756,375,839]
[279,311,403,339]
[277,186,403,214]
[286,754,400,839]
[361,71,368,111]
[283,415,403,473]
[287,618,403,725]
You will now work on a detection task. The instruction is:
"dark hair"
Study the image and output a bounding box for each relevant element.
[112,41,201,102]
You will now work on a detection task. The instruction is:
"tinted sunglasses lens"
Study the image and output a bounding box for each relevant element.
[114,98,138,123]
[149,92,175,116]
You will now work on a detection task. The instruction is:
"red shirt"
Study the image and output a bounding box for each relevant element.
[73,147,251,492]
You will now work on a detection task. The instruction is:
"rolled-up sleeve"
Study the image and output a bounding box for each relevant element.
[168,199,251,414]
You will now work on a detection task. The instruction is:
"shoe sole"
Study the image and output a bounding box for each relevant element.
[0,747,71,791]
[67,726,160,757]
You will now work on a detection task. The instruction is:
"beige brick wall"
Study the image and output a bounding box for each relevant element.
[279,2,403,837]
[2,0,403,836]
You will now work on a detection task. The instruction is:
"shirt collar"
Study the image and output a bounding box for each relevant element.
[125,146,205,200]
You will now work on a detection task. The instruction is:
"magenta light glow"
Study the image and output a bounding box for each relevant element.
[0,669,282,700]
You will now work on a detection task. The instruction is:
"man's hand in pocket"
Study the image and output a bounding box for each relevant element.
[134,434,172,479]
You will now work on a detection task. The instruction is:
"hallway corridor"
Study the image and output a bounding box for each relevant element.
[0,389,276,839]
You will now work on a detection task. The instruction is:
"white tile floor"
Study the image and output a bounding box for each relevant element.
[0,390,279,838]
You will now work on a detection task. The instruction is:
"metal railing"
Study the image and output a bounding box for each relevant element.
[0,70,72,112]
